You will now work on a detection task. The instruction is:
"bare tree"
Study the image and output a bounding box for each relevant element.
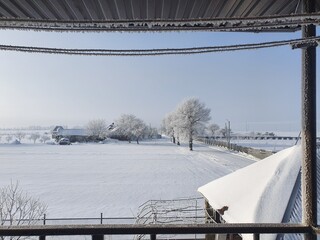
[29,133,40,144]
[86,119,108,141]
[5,135,12,143]
[206,123,220,138]
[175,98,211,151]
[39,135,50,143]
[0,181,47,240]
[14,132,26,142]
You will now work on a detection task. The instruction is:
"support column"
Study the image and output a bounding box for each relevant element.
[301,0,317,239]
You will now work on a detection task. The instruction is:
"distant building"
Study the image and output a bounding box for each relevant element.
[198,145,320,240]
[52,126,88,142]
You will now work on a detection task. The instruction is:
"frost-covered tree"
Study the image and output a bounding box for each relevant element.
[206,123,220,137]
[161,112,177,144]
[0,181,47,239]
[220,128,227,137]
[145,126,159,139]
[29,133,40,144]
[14,132,25,142]
[39,135,50,143]
[175,98,211,151]
[115,114,147,144]
[86,119,108,141]
[5,135,12,143]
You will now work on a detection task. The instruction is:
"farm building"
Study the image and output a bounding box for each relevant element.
[51,126,88,142]
[198,145,320,240]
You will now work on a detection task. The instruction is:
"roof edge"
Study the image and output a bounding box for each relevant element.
[0,13,319,32]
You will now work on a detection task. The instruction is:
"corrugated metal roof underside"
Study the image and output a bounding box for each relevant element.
[0,0,320,31]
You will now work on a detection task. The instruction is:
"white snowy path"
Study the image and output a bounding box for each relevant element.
[0,139,255,219]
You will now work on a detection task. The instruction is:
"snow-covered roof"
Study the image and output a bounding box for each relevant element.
[198,146,302,240]
[60,129,87,136]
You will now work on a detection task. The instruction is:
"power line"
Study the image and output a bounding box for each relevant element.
[0,36,318,56]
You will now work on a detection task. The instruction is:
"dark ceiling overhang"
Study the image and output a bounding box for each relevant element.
[0,0,319,32]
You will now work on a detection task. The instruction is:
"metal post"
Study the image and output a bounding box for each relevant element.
[253,233,260,240]
[301,0,317,239]
[92,235,104,240]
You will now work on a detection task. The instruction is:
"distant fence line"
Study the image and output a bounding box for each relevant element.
[2,214,136,225]
[1,213,206,226]
[198,138,274,160]
[200,135,320,141]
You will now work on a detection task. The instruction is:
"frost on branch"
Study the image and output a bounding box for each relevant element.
[0,181,47,240]
[163,98,211,151]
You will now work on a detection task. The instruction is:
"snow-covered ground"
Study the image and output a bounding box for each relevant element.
[0,138,255,222]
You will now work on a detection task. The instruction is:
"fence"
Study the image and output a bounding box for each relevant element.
[198,138,274,159]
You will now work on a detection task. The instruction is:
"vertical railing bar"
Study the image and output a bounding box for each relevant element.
[150,234,156,240]
[253,233,260,240]
[301,1,317,240]
[92,235,104,240]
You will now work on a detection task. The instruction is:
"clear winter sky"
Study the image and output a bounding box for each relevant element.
[0,28,319,134]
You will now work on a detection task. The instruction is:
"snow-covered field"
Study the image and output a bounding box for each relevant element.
[0,138,255,222]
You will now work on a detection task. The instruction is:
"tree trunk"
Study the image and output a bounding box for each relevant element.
[172,136,176,144]
[189,137,193,151]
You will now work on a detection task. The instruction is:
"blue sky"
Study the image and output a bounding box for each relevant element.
[0,29,318,133]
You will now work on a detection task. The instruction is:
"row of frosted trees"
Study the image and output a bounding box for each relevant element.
[86,115,159,144]
[161,98,213,151]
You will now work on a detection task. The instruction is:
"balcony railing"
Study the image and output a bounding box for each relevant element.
[0,223,317,240]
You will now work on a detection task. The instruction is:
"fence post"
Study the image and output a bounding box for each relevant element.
[150,234,156,240]
[100,213,103,224]
[39,236,46,240]
[43,214,46,225]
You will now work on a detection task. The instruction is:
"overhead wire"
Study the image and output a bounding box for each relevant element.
[0,36,318,56]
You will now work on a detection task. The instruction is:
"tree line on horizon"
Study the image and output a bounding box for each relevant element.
[86,115,159,144]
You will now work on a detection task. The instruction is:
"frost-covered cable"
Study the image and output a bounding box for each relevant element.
[0,36,318,56]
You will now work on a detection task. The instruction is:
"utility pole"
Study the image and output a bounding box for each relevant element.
[225,120,231,149]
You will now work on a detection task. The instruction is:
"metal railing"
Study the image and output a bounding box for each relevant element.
[0,223,316,240]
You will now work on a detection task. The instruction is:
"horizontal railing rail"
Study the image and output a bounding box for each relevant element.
[0,214,206,223]
[0,223,315,237]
